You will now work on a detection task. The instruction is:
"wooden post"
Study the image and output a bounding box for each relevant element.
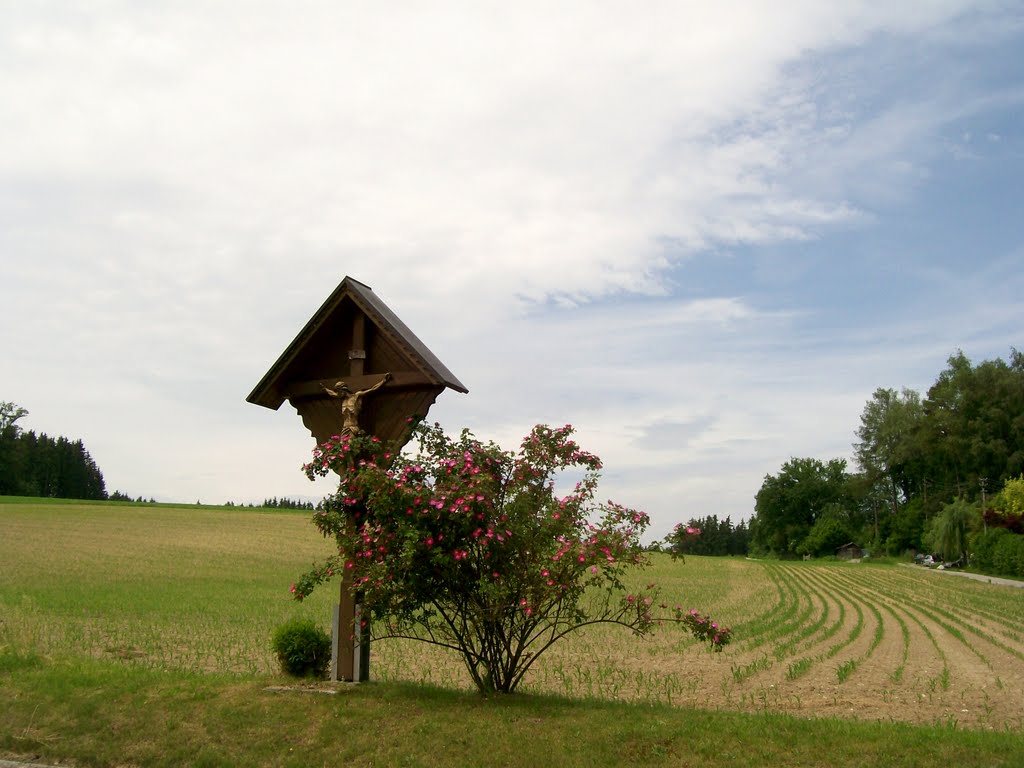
[330,570,353,681]
[330,314,369,682]
[330,569,368,681]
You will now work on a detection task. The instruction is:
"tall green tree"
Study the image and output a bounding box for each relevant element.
[0,401,29,495]
[922,350,1024,500]
[751,457,850,557]
[925,498,977,563]
[797,504,856,557]
[854,387,924,519]
[0,401,28,435]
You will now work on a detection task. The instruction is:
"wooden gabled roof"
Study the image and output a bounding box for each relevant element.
[247,277,468,411]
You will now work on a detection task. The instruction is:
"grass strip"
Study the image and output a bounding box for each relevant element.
[3,652,1023,768]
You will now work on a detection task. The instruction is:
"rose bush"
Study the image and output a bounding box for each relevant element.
[293,421,730,692]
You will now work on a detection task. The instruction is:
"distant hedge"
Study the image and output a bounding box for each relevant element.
[971,528,1024,578]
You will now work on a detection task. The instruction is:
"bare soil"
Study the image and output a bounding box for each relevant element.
[589,563,1024,729]
[367,561,1024,729]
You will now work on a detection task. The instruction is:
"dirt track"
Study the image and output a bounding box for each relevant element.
[901,563,1024,589]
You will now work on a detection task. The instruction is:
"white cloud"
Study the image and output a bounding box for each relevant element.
[3,1,1021,538]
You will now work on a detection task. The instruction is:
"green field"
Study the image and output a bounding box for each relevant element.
[3,499,1023,767]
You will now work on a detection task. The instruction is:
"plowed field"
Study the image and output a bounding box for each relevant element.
[373,558,1024,729]
[517,559,1024,729]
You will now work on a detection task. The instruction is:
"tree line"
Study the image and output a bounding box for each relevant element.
[108,490,157,503]
[224,497,319,510]
[2,400,319,509]
[748,349,1024,572]
[663,515,751,556]
[0,402,107,500]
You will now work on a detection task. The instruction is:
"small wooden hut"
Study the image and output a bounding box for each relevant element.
[835,542,865,560]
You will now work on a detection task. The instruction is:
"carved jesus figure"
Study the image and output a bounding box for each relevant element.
[322,372,391,436]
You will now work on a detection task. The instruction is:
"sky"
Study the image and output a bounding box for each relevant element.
[2,2,1022,541]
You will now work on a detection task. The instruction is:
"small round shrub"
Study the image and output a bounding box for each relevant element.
[271,617,331,678]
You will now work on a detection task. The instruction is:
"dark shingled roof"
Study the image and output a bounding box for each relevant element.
[247,276,468,410]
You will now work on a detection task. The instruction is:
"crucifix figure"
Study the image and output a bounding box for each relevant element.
[320,370,391,682]
[322,372,391,437]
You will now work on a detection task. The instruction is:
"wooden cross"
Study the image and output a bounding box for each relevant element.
[246,276,467,684]
[331,313,370,682]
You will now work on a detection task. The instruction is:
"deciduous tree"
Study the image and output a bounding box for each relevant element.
[925,498,977,563]
[751,457,850,557]
[854,387,924,518]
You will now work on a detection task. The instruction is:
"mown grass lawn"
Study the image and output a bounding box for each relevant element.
[4,652,1024,768]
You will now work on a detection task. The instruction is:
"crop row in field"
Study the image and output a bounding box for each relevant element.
[2,502,1022,729]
